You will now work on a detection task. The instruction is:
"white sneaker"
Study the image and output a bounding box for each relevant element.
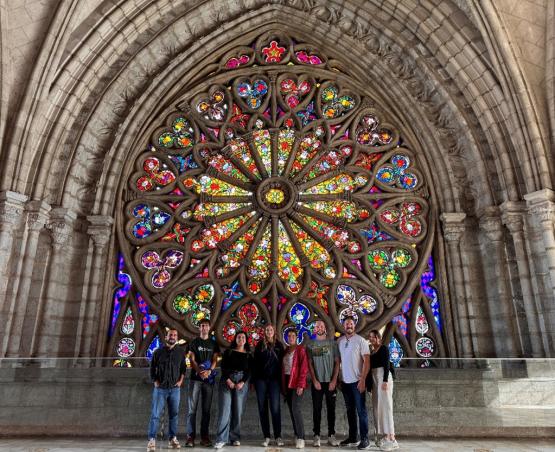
[313,435,321,447]
[214,442,226,449]
[276,438,285,446]
[169,437,181,449]
[296,438,305,449]
[262,438,271,447]
[387,439,399,450]
[147,438,156,452]
[232,441,240,446]
[375,437,384,448]
[328,434,340,446]
[380,439,394,451]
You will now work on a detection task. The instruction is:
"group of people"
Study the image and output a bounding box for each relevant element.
[147,316,398,451]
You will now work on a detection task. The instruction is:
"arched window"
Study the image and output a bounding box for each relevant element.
[109,31,445,367]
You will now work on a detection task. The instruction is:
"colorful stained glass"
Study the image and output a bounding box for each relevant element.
[247,224,272,289]
[278,221,303,293]
[301,146,352,181]
[220,221,259,275]
[376,155,418,190]
[336,284,377,324]
[262,41,286,63]
[197,91,226,122]
[158,117,194,149]
[222,281,243,311]
[355,152,383,171]
[136,157,176,192]
[225,54,250,69]
[298,214,350,249]
[146,336,161,361]
[290,128,324,176]
[222,302,264,346]
[297,101,317,126]
[137,293,158,338]
[355,115,393,146]
[277,129,295,175]
[307,281,329,314]
[389,337,404,367]
[141,249,184,288]
[380,201,423,237]
[173,284,215,326]
[302,173,366,195]
[193,202,251,221]
[416,336,434,358]
[113,359,132,368]
[195,175,251,196]
[421,255,442,331]
[121,307,134,335]
[321,85,355,119]
[368,248,412,289]
[290,222,330,269]
[237,80,268,109]
[301,201,367,222]
[132,204,171,239]
[117,337,135,357]
[201,213,254,249]
[169,153,198,174]
[207,153,249,182]
[283,303,316,344]
[228,139,260,178]
[295,50,323,65]
[360,222,393,245]
[280,78,311,108]
[112,254,131,336]
[161,223,190,244]
[415,305,429,335]
[253,129,272,173]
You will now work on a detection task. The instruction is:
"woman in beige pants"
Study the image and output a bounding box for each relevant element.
[368,330,398,451]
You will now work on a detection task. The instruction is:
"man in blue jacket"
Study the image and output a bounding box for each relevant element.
[147,328,187,451]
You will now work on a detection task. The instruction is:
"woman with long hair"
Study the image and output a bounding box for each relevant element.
[368,330,398,451]
[214,331,251,449]
[282,329,309,449]
[252,324,285,447]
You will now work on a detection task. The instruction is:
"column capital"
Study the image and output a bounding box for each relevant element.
[0,190,28,228]
[477,206,503,241]
[500,201,526,234]
[440,212,466,242]
[524,189,555,223]
[47,207,78,249]
[25,200,52,232]
[87,215,114,250]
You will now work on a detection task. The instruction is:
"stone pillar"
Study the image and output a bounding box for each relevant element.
[501,201,545,357]
[30,208,78,358]
[478,209,519,356]
[440,212,474,357]
[524,189,555,355]
[75,216,114,358]
[0,191,28,356]
[3,200,51,357]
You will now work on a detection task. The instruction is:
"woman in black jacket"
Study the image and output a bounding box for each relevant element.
[214,331,251,449]
[368,330,398,451]
[252,324,285,447]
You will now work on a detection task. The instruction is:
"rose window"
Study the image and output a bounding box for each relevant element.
[111,32,442,363]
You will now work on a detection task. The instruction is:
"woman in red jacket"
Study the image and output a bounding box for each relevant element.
[282,329,309,449]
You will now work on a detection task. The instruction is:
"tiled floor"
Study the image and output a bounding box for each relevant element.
[0,438,553,452]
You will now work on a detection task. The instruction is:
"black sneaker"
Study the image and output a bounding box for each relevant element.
[340,437,359,447]
[357,438,370,450]
[185,436,194,448]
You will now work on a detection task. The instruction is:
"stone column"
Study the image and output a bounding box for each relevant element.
[501,201,545,357]
[440,212,474,357]
[75,216,114,358]
[30,208,77,358]
[0,191,28,356]
[479,209,519,356]
[3,200,51,357]
[524,189,555,355]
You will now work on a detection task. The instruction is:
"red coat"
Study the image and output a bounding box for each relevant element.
[282,345,309,390]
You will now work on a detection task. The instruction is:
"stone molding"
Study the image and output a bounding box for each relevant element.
[0,191,28,229]
[478,207,503,242]
[86,215,114,250]
[500,201,526,234]
[46,208,78,249]
[440,212,466,242]
[24,200,52,232]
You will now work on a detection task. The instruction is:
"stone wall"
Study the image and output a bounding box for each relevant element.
[0,363,553,438]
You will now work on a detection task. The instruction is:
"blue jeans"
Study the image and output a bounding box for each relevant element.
[215,381,249,443]
[147,387,180,439]
[341,382,369,441]
[186,379,215,439]
[254,378,281,439]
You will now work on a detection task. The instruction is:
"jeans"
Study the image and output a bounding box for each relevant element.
[215,381,249,443]
[254,378,282,439]
[311,382,336,436]
[186,379,215,439]
[341,382,369,441]
[284,377,305,440]
[147,387,180,440]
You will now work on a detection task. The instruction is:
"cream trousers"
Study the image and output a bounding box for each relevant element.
[371,367,395,435]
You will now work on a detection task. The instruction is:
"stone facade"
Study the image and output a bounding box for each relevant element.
[0,0,554,359]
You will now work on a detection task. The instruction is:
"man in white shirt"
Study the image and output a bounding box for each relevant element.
[337,316,371,450]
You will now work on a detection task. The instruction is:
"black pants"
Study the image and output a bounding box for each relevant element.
[311,382,336,436]
[285,376,305,440]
